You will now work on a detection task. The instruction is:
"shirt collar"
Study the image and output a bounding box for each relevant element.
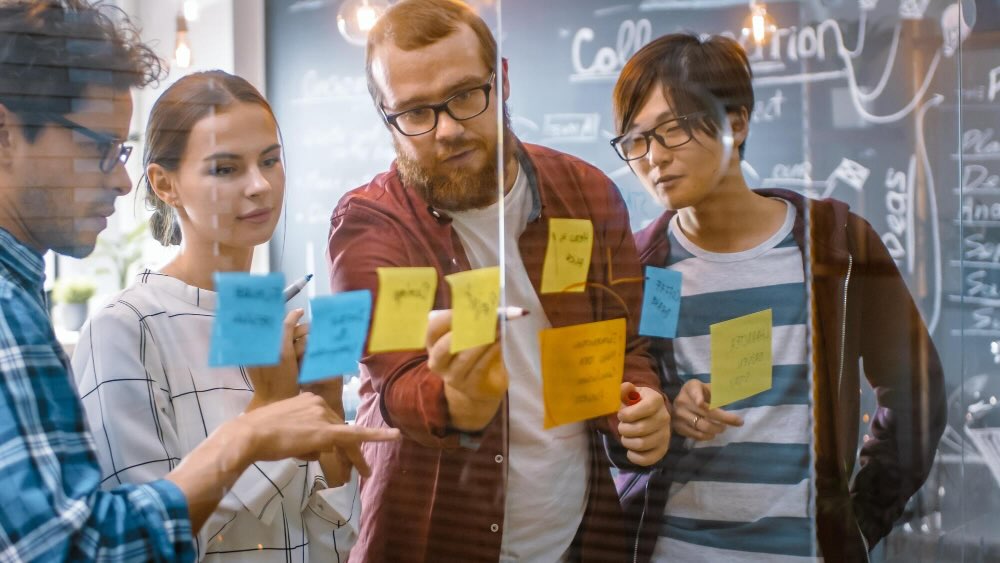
[0,226,46,293]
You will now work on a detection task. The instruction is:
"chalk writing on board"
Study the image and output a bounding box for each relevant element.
[763,158,869,199]
[956,129,1000,161]
[899,0,930,20]
[948,105,1000,338]
[300,126,396,162]
[962,234,1000,266]
[295,70,370,103]
[956,130,1000,226]
[292,201,334,226]
[541,113,601,143]
[882,155,917,272]
[961,165,1000,194]
[967,271,1000,299]
[570,19,651,82]
[990,65,1000,103]
[969,307,1000,335]
[565,11,944,131]
[751,89,786,123]
[961,197,1000,223]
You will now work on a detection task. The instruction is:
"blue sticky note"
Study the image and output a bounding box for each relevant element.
[639,266,682,339]
[209,272,285,367]
[300,290,372,384]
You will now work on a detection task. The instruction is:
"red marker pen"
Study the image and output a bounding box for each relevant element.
[625,390,641,406]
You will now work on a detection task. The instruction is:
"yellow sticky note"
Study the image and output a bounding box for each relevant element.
[445,267,501,353]
[541,218,594,294]
[540,318,626,429]
[369,267,437,353]
[710,309,773,408]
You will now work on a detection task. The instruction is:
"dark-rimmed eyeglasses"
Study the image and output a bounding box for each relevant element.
[380,71,496,137]
[610,112,705,162]
[42,112,133,174]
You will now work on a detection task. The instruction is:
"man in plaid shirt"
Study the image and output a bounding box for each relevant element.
[0,2,398,561]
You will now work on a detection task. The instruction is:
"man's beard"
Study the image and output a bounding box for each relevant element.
[396,108,515,212]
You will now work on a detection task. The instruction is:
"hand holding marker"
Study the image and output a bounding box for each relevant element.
[283,274,313,302]
[283,275,313,363]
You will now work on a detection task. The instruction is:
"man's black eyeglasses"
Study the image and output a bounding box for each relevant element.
[381,71,496,137]
[610,112,705,162]
[42,113,133,174]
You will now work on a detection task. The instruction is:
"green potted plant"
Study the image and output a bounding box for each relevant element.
[53,277,96,332]
[92,221,149,290]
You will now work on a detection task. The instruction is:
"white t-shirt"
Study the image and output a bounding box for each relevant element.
[449,168,590,563]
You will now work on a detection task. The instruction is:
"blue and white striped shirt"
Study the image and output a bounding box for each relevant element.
[653,202,819,562]
[0,227,195,562]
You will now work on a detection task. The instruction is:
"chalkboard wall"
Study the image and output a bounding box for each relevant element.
[266,0,1000,389]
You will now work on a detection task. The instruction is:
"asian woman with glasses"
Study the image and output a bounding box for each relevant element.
[608,33,944,563]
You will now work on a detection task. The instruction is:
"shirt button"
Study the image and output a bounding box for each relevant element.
[494,454,503,463]
[490,523,499,533]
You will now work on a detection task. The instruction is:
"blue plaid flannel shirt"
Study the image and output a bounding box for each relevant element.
[0,228,195,562]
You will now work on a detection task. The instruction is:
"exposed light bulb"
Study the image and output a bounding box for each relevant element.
[356,5,378,31]
[174,14,192,69]
[183,0,200,22]
[741,2,777,46]
[337,0,390,46]
[175,40,192,68]
[752,10,766,42]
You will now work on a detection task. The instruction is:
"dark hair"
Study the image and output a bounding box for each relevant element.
[0,0,164,141]
[613,33,754,158]
[142,70,278,246]
[365,0,496,109]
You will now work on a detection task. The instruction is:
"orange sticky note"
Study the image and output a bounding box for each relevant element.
[369,267,437,353]
[445,267,500,353]
[541,218,593,293]
[540,318,626,429]
[710,309,773,408]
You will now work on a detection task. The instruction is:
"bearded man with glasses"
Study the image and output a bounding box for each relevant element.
[327,1,671,561]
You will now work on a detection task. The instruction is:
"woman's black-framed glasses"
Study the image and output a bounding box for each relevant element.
[42,112,133,173]
[610,112,705,162]
[381,71,496,137]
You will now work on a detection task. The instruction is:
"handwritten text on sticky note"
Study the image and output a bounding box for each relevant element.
[300,290,372,384]
[540,318,626,428]
[210,272,285,367]
[710,309,772,408]
[369,267,437,353]
[639,266,682,339]
[541,218,593,294]
[446,267,500,353]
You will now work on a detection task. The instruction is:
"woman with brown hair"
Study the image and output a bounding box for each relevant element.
[72,70,362,561]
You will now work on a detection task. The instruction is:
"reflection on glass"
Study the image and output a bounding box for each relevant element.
[4,0,996,561]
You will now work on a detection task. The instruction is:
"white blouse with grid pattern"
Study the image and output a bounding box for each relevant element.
[72,269,357,562]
